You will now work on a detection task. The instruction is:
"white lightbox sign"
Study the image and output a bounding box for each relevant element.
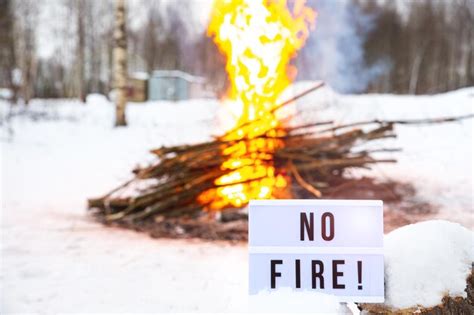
[248,199,384,303]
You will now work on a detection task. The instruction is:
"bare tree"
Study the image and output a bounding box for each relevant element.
[0,0,17,103]
[76,0,86,102]
[14,0,38,105]
[113,0,127,126]
[90,1,114,95]
[142,6,161,73]
[361,0,474,94]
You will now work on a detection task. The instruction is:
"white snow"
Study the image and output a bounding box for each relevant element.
[1,86,473,313]
[249,288,343,313]
[383,220,473,310]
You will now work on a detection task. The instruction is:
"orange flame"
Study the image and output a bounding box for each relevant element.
[200,0,316,210]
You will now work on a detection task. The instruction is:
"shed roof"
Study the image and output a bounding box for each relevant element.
[151,70,206,84]
[130,71,150,80]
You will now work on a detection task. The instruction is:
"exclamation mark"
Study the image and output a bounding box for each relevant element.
[357,261,363,290]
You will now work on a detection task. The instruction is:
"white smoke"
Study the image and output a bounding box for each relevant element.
[295,0,389,93]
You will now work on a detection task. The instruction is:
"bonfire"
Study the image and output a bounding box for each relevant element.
[88,0,472,238]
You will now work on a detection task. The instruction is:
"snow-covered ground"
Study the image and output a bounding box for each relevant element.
[1,87,473,313]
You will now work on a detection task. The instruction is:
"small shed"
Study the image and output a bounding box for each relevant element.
[148,70,207,101]
[127,72,149,102]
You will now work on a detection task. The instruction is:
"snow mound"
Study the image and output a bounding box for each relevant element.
[86,93,109,105]
[384,220,473,309]
[249,288,344,313]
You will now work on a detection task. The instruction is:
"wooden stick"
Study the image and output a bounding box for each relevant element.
[218,82,326,139]
[289,161,322,198]
[269,82,326,114]
[285,120,334,133]
[320,114,474,133]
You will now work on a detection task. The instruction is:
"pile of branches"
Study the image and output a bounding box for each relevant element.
[88,83,472,223]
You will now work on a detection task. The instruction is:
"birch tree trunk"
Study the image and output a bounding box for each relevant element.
[113,0,127,126]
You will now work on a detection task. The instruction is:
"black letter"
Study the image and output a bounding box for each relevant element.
[271,260,283,289]
[295,259,301,288]
[321,212,335,241]
[311,260,324,289]
[332,260,345,289]
[300,212,314,241]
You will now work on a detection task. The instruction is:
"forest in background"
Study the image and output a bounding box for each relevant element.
[0,0,473,103]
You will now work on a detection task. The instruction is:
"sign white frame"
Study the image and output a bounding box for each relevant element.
[248,199,384,303]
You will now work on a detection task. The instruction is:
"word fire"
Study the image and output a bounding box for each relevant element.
[270,211,363,290]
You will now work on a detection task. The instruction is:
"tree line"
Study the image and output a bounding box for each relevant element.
[0,0,473,104]
[359,0,474,94]
[0,0,227,104]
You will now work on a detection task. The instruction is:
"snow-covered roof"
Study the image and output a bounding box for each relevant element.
[130,71,150,80]
[151,70,206,84]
